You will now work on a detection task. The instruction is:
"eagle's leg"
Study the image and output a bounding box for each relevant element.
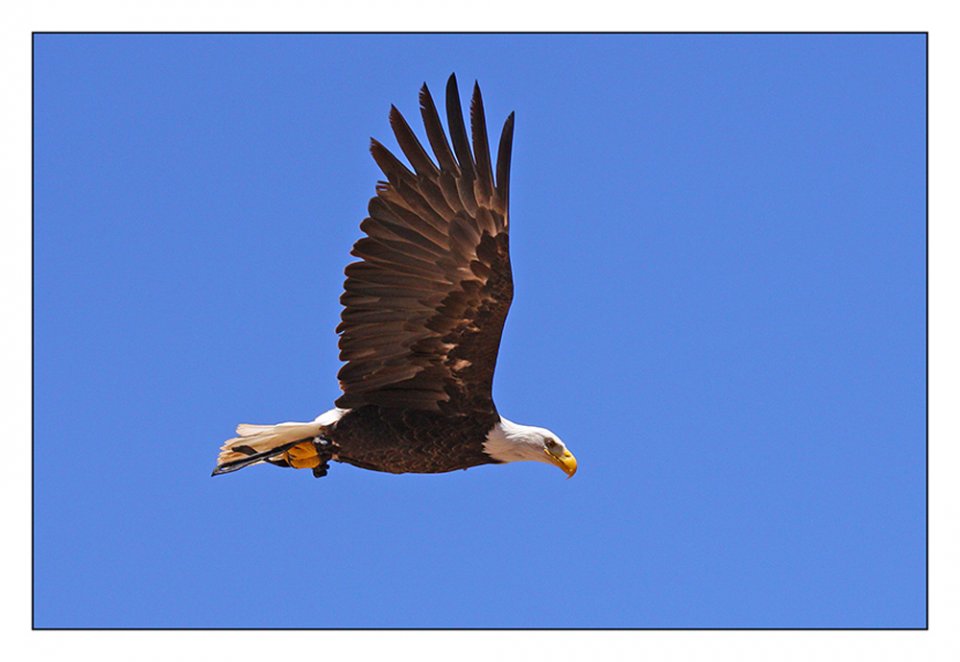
[311,436,337,479]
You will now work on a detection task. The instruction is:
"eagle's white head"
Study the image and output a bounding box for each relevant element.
[483,416,578,478]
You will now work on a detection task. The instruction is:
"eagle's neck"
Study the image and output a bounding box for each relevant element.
[482,417,548,464]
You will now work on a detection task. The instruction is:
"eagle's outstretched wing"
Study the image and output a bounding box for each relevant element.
[335,74,515,414]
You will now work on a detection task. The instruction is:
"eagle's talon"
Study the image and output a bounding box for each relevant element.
[307,437,335,478]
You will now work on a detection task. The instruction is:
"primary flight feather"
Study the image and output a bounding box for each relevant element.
[212,74,576,480]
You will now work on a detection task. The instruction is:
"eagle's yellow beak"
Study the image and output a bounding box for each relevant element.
[545,448,578,478]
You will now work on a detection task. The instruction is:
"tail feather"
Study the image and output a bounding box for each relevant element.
[212,439,304,476]
[212,408,348,477]
[214,420,324,474]
[235,423,277,437]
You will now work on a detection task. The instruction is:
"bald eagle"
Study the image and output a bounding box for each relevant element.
[212,74,577,479]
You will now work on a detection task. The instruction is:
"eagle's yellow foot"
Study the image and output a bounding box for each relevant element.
[285,442,321,469]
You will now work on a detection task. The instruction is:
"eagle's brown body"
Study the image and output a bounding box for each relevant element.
[325,406,500,474]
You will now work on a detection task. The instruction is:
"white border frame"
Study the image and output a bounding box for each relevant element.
[7,2,955,660]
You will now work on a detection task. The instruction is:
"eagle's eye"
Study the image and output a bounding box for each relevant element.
[545,438,558,449]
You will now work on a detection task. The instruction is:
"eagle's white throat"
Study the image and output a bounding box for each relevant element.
[483,416,563,465]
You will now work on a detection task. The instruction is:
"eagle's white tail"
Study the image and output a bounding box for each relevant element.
[212,408,348,476]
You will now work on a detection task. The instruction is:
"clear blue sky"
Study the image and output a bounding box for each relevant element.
[34,34,926,628]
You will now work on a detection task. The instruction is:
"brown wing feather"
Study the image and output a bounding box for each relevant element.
[336,75,515,413]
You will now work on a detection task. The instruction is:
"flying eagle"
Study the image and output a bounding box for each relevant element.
[212,74,577,479]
